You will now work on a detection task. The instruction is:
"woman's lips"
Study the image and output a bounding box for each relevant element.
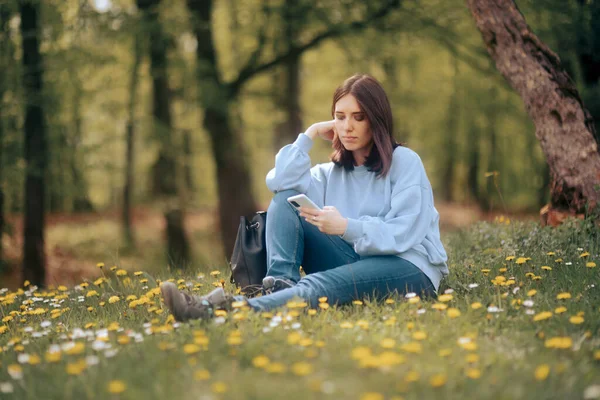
[343,137,357,141]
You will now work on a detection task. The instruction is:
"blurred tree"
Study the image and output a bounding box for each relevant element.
[122,16,142,248]
[20,0,47,286]
[0,2,11,268]
[467,0,600,217]
[186,0,402,255]
[440,57,460,202]
[137,0,190,267]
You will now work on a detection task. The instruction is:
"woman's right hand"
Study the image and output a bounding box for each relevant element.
[305,120,336,142]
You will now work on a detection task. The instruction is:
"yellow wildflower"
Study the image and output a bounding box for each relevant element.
[586,262,596,268]
[569,316,584,324]
[194,369,211,381]
[533,311,553,322]
[534,364,550,381]
[429,373,447,387]
[292,362,313,376]
[108,296,120,304]
[556,292,571,300]
[107,380,126,394]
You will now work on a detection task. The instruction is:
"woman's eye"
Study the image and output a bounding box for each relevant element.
[336,116,344,120]
[355,115,364,121]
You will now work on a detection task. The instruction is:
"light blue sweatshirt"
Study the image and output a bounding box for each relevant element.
[266,133,449,292]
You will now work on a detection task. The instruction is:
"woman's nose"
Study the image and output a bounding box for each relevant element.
[344,119,352,131]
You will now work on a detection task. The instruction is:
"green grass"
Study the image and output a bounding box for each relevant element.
[1,217,599,400]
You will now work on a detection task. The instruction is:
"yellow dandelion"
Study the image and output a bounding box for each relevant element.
[211,382,228,394]
[252,355,270,368]
[194,369,211,380]
[586,262,596,268]
[107,380,126,394]
[340,322,354,329]
[555,258,563,263]
[385,298,395,304]
[515,257,528,264]
[505,256,515,261]
[534,364,550,381]
[533,311,553,322]
[96,263,105,268]
[466,353,479,363]
[400,342,422,354]
[569,316,584,324]
[45,351,62,363]
[116,269,127,276]
[360,393,384,400]
[351,347,372,360]
[546,251,555,256]
[594,350,600,360]
[556,292,571,300]
[209,270,221,276]
[580,252,590,258]
[471,302,482,310]
[134,271,143,276]
[408,296,420,304]
[108,296,120,304]
[541,266,552,271]
[431,303,448,310]
[554,306,567,314]
[318,296,328,303]
[292,362,313,376]
[429,373,447,387]
[404,370,420,382]
[544,337,572,349]
[265,362,286,374]
[318,303,329,310]
[466,368,481,379]
[527,289,537,296]
[412,331,427,341]
[110,265,118,271]
[438,348,452,357]
[86,290,98,298]
[352,300,364,305]
[447,308,461,318]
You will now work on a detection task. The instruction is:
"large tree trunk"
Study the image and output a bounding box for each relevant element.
[137,0,190,266]
[122,24,142,247]
[0,3,10,266]
[466,0,600,215]
[20,0,47,287]
[273,0,303,151]
[187,0,257,255]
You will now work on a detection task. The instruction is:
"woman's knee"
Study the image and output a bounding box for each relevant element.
[268,189,302,213]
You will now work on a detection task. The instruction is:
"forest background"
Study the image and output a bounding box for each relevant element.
[0,0,598,288]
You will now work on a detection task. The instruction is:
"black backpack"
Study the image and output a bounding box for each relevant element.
[229,211,267,297]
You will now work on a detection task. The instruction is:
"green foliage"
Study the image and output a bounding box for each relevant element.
[1,219,599,398]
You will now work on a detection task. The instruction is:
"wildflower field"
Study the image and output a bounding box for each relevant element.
[1,217,599,400]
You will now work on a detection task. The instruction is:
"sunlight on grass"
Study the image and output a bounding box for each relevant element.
[1,217,599,399]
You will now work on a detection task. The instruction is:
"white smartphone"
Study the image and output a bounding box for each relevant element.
[287,194,321,211]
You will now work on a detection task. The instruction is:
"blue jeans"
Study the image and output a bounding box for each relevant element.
[241,189,436,311]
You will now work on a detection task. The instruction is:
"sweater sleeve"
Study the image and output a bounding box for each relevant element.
[265,133,328,206]
[340,152,434,256]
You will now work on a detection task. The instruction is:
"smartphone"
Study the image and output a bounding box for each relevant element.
[287,194,321,211]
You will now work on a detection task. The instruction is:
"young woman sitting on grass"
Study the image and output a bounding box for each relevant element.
[161,74,449,322]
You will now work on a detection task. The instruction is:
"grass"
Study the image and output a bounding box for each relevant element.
[0,216,599,399]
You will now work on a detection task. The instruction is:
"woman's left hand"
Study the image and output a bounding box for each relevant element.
[299,206,348,236]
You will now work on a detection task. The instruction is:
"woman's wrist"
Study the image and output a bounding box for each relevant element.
[304,125,318,140]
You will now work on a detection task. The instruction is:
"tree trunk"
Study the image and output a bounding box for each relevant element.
[440,57,459,202]
[273,0,303,150]
[69,77,93,212]
[0,3,10,266]
[466,120,481,206]
[122,24,142,247]
[137,0,190,266]
[20,0,47,287]
[466,0,600,214]
[187,0,258,256]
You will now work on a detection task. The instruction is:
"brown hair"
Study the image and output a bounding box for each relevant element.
[330,74,400,177]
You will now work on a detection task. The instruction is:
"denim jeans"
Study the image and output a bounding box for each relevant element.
[240,189,436,312]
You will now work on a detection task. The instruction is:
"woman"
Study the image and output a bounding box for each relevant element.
[161,74,448,322]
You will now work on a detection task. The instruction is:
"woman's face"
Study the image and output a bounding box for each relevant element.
[334,94,373,157]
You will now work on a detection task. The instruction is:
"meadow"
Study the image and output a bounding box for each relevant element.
[0,216,599,400]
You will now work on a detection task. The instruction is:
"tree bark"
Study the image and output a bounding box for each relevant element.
[0,3,10,266]
[273,0,303,151]
[137,0,190,266]
[466,0,600,213]
[20,0,47,286]
[187,0,258,256]
[122,24,142,247]
[440,57,459,202]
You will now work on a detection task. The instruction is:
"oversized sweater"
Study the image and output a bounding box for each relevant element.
[266,133,449,292]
